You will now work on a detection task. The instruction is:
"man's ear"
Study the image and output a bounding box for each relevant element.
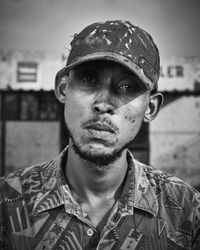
[144,92,164,122]
[54,75,68,103]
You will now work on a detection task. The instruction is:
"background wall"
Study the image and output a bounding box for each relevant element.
[0,0,200,188]
[6,121,60,173]
[0,49,64,90]
[150,95,200,187]
[0,0,200,57]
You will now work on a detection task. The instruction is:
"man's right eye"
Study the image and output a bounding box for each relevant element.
[78,71,98,85]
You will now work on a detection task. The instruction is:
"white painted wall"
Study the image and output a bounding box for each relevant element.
[150,96,200,186]
[159,56,200,91]
[5,121,60,173]
[0,49,65,90]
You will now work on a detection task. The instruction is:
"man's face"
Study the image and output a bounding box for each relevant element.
[63,60,151,165]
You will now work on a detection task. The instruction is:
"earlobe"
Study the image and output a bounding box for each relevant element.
[54,76,68,103]
[144,92,164,122]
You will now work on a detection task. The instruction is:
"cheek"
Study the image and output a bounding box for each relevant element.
[64,91,89,124]
[119,97,149,127]
[122,105,147,123]
[123,109,137,124]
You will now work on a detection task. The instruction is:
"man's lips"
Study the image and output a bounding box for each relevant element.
[85,123,115,134]
[84,123,116,134]
[82,118,119,138]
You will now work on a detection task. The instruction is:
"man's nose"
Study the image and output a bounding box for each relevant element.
[91,88,115,115]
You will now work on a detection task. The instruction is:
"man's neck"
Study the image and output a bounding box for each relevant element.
[65,145,128,204]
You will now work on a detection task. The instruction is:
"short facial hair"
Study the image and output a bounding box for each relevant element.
[67,127,134,167]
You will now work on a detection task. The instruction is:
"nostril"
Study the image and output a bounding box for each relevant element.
[93,105,114,115]
[107,109,114,115]
[92,102,115,114]
[94,106,100,113]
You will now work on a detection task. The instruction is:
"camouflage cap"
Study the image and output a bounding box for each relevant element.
[56,20,160,90]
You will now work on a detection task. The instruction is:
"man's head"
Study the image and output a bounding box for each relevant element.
[56,20,160,93]
[55,20,163,165]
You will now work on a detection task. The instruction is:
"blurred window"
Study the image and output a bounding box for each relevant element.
[5,94,19,120]
[39,94,59,120]
[3,91,60,121]
[17,62,38,82]
[20,94,38,120]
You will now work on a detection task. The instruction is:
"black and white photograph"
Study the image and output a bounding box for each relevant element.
[0,0,200,249]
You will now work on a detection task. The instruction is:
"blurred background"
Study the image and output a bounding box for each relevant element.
[0,0,200,190]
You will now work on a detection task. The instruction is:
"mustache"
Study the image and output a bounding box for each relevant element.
[81,117,119,134]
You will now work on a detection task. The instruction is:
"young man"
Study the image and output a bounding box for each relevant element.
[0,20,200,249]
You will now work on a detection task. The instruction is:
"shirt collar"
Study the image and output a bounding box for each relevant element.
[118,151,158,217]
[32,147,68,216]
[33,147,158,217]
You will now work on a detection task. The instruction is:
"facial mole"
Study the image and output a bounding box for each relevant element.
[124,115,135,123]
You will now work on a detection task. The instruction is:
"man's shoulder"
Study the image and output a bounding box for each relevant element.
[135,159,200,200]
[148,165,198,191]
[0,159,56,206]
[132,160,200,248]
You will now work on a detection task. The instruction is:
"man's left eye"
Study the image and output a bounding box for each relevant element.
[118,81,140,94]
[118,84,132,91]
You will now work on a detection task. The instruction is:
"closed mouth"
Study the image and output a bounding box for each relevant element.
[84,123,116,134]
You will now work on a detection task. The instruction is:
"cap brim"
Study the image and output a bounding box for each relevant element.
[55,52,154,90]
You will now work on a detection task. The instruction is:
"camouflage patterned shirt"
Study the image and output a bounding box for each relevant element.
[0,147,200,250]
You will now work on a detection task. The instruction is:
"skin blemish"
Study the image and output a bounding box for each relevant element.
[124,115,135,123]
[123,108,136,122]
[124,116,135,124]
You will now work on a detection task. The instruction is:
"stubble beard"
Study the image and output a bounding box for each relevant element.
[67,126,134,167]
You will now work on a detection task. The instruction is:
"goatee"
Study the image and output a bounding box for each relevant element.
[69,134,133,167]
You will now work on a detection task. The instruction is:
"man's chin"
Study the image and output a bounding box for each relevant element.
[71,140,125,166]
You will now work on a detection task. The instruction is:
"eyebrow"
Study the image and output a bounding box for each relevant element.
[121,71,143,84]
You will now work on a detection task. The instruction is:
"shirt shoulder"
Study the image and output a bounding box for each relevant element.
[144,163,200,198]
[0,159,56,211]
[139,161,200,244]
[137,160,199,201]
[133,160,200,246]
